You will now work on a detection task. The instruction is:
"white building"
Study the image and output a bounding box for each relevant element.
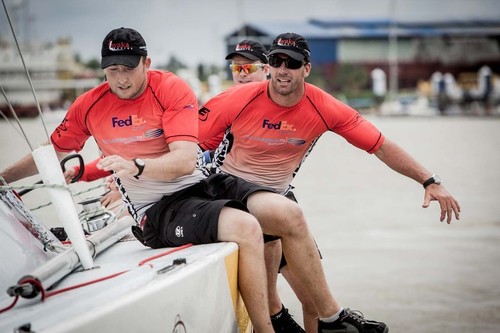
[0,37,100,117]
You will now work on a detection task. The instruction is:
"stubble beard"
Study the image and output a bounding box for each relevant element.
[271,76,297,97]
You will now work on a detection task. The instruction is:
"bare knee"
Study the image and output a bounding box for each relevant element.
[247,193,308,237]
[280,201,308,237]
[238,214,264,248]
[218,207,263,248]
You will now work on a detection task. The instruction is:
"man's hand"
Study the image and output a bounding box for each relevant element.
[101,188,122,207]
[100,176,121,207]
[63,167,77,184]
[422,184,461,224]
[97,155,137,179]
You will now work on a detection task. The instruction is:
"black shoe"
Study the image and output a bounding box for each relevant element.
[318,308,388,333]
[271,304,305,333]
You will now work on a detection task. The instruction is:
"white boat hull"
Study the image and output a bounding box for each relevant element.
[0,190,251,333]
[1,240,251,333]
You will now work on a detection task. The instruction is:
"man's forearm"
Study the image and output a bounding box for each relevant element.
[2,146,69,183]
[374,138,431,185]
[1,153,38,183]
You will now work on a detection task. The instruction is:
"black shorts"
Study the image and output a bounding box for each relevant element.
[142,173,275,249]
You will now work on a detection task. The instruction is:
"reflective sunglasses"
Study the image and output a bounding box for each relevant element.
[229,63,266,74]
[269,55,304,69]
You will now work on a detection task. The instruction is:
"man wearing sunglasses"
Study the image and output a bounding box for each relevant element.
[224,40,312,333]
[226,39,270,85]
[199,32,460,333]
[2,27,282,333]
[64,38,309,332]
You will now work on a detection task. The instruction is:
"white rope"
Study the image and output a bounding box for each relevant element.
[0,183,107,211]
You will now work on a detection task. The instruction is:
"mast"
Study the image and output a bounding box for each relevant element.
[388,0,399,101]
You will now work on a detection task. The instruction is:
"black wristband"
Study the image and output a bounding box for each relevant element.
[423,174,441,189]
[133,158,145,179]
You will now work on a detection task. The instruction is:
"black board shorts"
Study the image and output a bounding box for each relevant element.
[142,173,276,248]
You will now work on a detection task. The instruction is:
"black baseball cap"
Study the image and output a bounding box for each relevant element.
[268,33,311,62]
[225,40,268,64]
[101,27,148,69]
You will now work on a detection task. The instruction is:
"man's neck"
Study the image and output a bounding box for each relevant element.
[267,82,305,107]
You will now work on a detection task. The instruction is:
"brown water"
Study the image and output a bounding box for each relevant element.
[1,114,500,332]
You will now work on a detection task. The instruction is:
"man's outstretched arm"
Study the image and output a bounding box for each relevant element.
[374,138,461,223]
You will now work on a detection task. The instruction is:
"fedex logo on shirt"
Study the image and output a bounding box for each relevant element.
[262,119,296,132]
[112,115,145,127]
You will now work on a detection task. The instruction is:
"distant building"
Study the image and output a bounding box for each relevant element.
[0,37,100,117]
[226,19,500,90]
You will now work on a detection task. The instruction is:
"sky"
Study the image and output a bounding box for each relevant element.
[1,0,500,69]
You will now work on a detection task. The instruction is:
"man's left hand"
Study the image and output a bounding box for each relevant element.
[422,184,461,224]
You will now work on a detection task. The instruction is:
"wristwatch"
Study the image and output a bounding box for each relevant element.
[133,158,145,179]
[423,174,441,189]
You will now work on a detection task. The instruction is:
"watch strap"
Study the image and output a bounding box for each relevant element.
[133,158,145,179]
[423,175,437,189]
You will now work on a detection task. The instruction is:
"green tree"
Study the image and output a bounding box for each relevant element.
[306,65,328,91]
[197,64,207,82]
[85,58,100,70]
[330,63,369,97]
[165,55,187,73]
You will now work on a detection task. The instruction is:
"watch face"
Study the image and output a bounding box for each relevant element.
[135,158,145,167]
[434,175,442,184]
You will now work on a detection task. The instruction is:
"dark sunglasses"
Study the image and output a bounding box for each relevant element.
[269,55,304,69]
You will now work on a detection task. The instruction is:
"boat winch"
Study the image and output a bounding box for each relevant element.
[78,197,115,233]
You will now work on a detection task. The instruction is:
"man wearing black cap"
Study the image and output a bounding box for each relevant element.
[64,37,305,332]
[2,27,306,333]
[224,40,311,333]
[199,32,460,333]
[100,27,148,69]
[226,39,270,85]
